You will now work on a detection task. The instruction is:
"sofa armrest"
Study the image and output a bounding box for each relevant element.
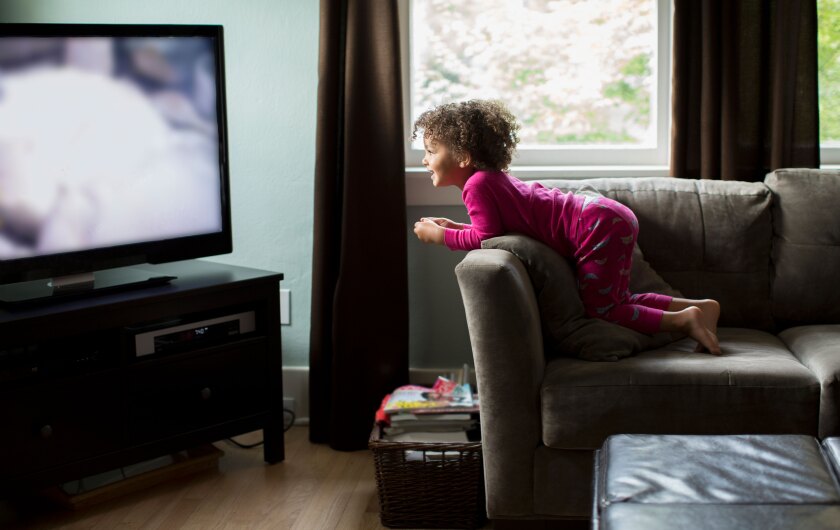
[455,249,545,517]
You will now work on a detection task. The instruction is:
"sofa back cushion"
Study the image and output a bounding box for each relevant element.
[765,169,840,326]
[538,177,774,331]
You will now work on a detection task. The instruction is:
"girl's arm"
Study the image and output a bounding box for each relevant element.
[444,187,502,250]
[423,217,468,230]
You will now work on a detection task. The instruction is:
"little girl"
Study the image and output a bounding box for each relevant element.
[412,100,722,355]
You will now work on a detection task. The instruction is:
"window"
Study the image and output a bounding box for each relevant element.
[400,0,672,177]
[819,0,840,165]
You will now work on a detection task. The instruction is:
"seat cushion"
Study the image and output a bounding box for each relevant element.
[541,328,820,449]
[597,434,840,505]
[539,177,774,331]
[778,325,840,439]
[595,434,840,529]
[765,169,840,326]
[481,234,678,361]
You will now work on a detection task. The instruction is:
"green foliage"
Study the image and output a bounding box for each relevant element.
[602,53,651,127]
[622,54,651,77]
[537,129,635,143]
[511,67,547,89]
[414,0,657,146]
[819,0,840,143]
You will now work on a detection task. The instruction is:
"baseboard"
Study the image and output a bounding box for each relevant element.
[282,366,476,426]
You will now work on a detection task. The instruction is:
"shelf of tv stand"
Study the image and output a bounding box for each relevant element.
[0,260,284,494]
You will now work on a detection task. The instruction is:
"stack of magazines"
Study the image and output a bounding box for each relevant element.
[376,367,480,443]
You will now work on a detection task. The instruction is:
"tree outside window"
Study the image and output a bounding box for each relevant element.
[410,0,658,148]
[819,0,840,146]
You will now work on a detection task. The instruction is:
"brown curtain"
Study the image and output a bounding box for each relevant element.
[309,0,409,451]
[670,0,820,181]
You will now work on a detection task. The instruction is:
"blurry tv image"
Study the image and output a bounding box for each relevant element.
[0,25,232,296]
[0,35,223,258]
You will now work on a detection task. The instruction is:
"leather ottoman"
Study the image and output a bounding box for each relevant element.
[593,434,840,529]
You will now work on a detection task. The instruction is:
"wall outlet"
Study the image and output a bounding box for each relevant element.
[283,396,295,414]
[280,289,290,325]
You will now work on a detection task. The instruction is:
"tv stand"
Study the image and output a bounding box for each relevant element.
[0,260,284,494]
[0,267,178,307]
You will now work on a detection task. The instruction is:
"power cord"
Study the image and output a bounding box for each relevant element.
[225,407,296,449]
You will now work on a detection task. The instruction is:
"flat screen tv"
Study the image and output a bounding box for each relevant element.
[0,24,232,305]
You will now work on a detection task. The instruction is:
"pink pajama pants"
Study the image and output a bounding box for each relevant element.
[573,196,672,335]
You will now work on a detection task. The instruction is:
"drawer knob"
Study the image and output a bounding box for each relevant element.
[201,387,212,400]
[40,425,53,439]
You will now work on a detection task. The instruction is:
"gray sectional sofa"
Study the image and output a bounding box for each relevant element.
[454,169,840,523]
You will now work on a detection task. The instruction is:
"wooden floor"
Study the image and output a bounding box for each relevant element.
[0,426,402,530]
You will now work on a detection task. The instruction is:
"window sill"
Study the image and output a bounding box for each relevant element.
[405,165,671,206]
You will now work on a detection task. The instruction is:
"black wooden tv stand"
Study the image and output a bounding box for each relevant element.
[0,260,284,494]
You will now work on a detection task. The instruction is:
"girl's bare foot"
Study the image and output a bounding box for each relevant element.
[660,306,722,355]
[693,299,720,353]
[697,299,720,334]
[681,307,721,355]
[665,298,721,353]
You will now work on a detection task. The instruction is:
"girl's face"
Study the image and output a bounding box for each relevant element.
[422,138,472,189]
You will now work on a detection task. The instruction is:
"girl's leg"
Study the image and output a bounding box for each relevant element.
[576,201,666,335]
[574,199,721,354]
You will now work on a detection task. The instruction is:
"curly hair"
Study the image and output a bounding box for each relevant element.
[412,100,521,172]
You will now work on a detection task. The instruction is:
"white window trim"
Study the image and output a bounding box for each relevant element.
[821,146,840,167]
[399,0,674,205]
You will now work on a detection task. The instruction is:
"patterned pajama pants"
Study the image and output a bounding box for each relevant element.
[573,196,673,335]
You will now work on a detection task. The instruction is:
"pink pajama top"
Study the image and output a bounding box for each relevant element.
[443,170,584,257]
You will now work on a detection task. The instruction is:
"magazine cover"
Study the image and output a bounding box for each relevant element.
[383,385,478,414]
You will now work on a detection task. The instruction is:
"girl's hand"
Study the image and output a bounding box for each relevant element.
[421,217,463,230]
[413,218,445,245]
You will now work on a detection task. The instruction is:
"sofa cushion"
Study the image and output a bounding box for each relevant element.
[597,434,840,505]
[595,434,840,530]
[538,177,774,331]
[540,328,820,449]
[778,325,840,439]
[825,438,840,479]
[482,234,678,361]
[764,169,840,326]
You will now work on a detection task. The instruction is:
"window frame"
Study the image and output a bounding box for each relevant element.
[399,0,674,205]
[399,1,839,206]
[821,146,840,166]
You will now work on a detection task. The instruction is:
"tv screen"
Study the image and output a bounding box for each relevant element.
[0,24,232,299]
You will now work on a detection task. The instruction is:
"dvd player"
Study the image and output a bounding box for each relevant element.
[133,310,256,357]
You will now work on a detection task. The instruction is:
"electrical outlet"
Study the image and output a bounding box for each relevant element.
[283,397,295,414]
[280,289,290,325]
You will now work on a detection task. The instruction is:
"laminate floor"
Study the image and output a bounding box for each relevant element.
[0,426,392,530]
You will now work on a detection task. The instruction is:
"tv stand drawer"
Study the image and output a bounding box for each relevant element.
[0,375,123,477]
[126,338,270,443]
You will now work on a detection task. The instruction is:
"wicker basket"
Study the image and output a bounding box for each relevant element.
[369,424,486,529]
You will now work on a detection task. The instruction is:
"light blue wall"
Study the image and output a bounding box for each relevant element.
[406,206,474,368]
[0,0,320,367]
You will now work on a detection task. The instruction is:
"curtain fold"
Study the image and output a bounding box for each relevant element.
[309,0,409,451]
[670,0,819,181]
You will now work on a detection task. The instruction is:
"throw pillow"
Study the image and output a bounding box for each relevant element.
[482,234,681,362]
